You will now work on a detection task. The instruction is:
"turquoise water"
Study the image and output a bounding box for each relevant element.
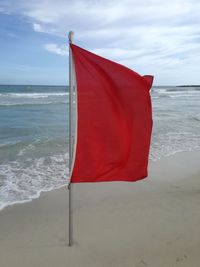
[0,85,200,209]
[0,85,69,209]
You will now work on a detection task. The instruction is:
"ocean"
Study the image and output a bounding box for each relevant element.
[0,85,200,210]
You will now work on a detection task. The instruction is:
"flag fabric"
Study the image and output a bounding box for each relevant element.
[70,44,153,183]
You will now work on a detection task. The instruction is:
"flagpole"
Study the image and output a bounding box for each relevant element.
[68,30,74,247]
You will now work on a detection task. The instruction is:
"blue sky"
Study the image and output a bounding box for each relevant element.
[0,0,200,85]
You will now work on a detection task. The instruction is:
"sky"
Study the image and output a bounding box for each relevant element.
[0,0,200,85]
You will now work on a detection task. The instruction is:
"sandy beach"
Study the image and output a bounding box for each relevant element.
[1,151,200,267]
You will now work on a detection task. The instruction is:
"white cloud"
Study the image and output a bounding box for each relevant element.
[44,43,67,56]
[1,0,200,84]
[33,23,44,32]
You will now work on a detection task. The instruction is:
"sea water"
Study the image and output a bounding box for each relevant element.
[0,85,200,209]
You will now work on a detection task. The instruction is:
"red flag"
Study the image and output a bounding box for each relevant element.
[70,44,153,183]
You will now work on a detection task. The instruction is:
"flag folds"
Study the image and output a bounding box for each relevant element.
[70,44,153,183]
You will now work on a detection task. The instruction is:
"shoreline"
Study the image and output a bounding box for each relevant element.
[0,183,68,212]
[1,150,200,266]
[1,149,200,212]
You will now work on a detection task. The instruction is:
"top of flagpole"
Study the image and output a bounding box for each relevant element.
[68,31,74,44]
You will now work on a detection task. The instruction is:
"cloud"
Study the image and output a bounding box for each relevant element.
[44,43,67,56]
[33,23,44,32]
[1,0,200,84]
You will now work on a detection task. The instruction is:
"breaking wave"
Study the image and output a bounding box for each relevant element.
[0,92,69,106]
[0,153,69,210]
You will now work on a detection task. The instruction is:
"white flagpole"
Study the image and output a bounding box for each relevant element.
[68,30,74,247]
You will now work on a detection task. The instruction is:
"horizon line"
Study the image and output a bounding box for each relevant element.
[1,84,199,87]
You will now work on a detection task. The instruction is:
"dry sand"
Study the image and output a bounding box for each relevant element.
[1,151,200,267]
